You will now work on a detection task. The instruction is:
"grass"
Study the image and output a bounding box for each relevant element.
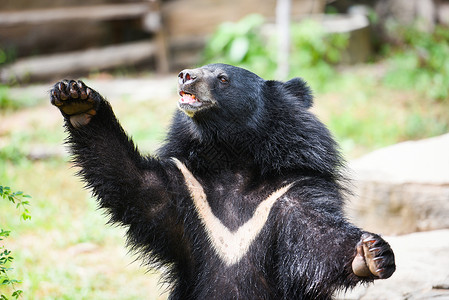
[0,63,448,298]
[1,162,164,299]
[311,66,449,157]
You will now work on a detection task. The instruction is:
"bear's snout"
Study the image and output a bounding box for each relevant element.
[178,69,200,85]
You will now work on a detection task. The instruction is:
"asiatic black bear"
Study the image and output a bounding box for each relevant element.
[50,64,395,299]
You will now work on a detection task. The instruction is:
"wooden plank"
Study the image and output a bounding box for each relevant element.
[0,3,152,26]
[0,41,157,82]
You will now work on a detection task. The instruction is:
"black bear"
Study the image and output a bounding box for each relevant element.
[50,63,395,299]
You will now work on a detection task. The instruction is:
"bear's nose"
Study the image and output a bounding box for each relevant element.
[178,70,198,85]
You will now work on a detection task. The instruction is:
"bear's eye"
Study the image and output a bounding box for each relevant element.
[217,74,229,84]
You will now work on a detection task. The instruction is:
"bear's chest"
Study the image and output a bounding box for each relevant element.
[196,179,289,266]
[173,159,294,266]
[205,179,269,231]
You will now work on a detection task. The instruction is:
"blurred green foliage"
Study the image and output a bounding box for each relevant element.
[203,14,276,77]
[0,48,16,66]
[0,86,16,110]
[203,14,349,89]
[0,50,6,65]
[383,25,449,101]
[289,20,348,91]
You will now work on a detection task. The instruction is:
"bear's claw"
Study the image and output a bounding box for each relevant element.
[352,233,396,279]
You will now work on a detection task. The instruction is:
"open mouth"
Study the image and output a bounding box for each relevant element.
[179,91,203,107]
[178,91,214,116]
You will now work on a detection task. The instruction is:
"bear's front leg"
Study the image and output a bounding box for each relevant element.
[50,80,101,127]
[50,79,189,266]
[352,233,396,279]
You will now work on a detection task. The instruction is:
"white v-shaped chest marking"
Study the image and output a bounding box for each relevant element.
[172,158,294,266]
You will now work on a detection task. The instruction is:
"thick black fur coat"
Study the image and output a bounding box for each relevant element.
[51,64,395,299]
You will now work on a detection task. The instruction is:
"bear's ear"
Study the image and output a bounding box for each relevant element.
[284,78,313,109]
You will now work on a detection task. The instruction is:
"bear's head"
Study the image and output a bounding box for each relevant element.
[177,63,313,121]
[177,64,262,120]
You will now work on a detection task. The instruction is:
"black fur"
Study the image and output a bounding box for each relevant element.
[51,64,395,299]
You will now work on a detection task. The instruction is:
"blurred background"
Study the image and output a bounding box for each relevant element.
[1,0,448,299]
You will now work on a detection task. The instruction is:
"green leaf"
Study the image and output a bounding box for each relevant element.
[0,267,12,272]
[229,37,249,63]
[0,230,10,238]
[1,279,10,285]
[12,290,23,299]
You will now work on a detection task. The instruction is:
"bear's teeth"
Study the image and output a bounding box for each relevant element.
[180,92,199,105]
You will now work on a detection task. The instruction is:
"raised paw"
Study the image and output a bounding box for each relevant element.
[50,80,100,127]
[352,233,396,279]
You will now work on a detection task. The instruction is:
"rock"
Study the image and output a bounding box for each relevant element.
[346,134,449,235]
[349,134,449,185]
[375,0,436,36]
[437,3,449,26]
[335,230,449,300]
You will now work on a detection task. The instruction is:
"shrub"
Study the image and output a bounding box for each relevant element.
[203,14,349,89]
[0,186,31,300]
[383,24,449,101]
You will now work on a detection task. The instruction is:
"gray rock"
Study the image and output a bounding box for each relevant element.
[335,230,449,300]
[375,0,436,35]
[346,134,449,235]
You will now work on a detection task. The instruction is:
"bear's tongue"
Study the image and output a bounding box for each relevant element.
[179,93,201,107]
